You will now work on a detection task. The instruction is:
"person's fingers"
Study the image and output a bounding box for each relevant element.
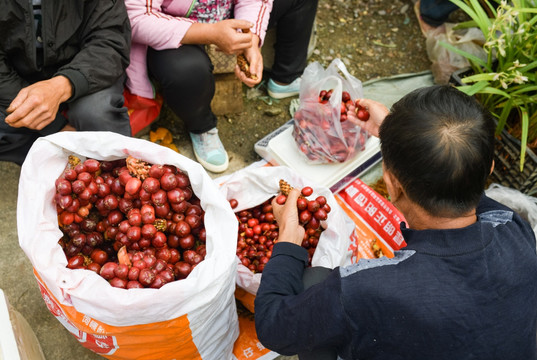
[286,189,301,210]
[7,104,49,129]
[248,57,263,80]
[355,98,373,110]
[6,89,28,113]
[228,19,254,31]
[234,66,252,86]
[271,194,285,224]
[5,100,34,126]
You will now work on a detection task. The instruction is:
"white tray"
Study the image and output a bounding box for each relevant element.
[263,125,381,191]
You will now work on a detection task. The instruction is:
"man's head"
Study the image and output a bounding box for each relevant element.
[379,85,495,218]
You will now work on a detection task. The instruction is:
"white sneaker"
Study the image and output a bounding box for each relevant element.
[189,128,229,173]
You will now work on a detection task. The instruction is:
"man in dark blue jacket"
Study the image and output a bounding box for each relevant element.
[0,0,132,165]
[255,85,537,360]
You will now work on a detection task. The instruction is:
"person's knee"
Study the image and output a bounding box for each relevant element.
[68,88,131,136]
[174,58,213,90]
[150,47,214,91]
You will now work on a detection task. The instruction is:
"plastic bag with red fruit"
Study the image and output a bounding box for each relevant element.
[293,58,370,164]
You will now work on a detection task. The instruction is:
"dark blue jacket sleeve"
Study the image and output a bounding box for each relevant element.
[254,242,350,355]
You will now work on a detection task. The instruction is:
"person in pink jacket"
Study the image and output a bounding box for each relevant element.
[125,0,318,173]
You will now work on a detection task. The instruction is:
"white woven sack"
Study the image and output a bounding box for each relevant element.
[219,165,355,295]
[17,131,239,359]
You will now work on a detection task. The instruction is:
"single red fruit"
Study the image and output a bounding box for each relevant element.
[100,262,118,280]
[109,277,127,289]
[275,194,287,205]
[301,186,313,197]
[307,200,320,213]
[90,249,108,265]
[67,255,85,269]
[174,261,192,280]
[357,108,370,121]
[148,164,165,179]
[125,177,142,196]
[142,177,160,194]
[139,268,156,287]
[159,172,178,190]
[229,198,239,209]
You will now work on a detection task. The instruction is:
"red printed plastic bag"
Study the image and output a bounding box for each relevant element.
[18,132,239,359]
[293,59,369,164]
[219,165,355,299]
[335,177,407,260]
[123,88,163,136]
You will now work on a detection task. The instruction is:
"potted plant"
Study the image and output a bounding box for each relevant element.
[440,0,537,176]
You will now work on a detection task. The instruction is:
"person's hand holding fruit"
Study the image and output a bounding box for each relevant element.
[271,188,305,246]
[347,99,389,138]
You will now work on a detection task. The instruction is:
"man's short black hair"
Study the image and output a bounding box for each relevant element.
[379,85,495,217]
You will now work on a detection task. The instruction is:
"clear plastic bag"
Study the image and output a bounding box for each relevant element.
[426,23,487,84]
[293,59,370,164]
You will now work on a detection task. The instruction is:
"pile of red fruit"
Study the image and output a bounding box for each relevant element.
[55,155,207,289]
[232,180,331,273]
[293,89,369,163]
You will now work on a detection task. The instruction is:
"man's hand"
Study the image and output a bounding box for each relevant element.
[347,98,389,138]
[271,189,305,246]
[5,76,72,131]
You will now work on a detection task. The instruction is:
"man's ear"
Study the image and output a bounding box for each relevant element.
[490,160,495,175]
[382,163,403,203]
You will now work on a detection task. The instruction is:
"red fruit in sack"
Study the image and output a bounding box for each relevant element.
[301,186,314,197]
[67,255,85,269]
[229,198,239,209]
[125,177,142,196]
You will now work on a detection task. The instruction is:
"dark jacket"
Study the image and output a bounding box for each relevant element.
[255,195,537,359]
[0,0,131,107]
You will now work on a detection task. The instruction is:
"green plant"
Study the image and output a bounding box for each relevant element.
[441,0,537,170]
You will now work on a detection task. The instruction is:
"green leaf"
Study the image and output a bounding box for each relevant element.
[495,99,513,136]
[438,41,489,70]
[512,85,537,95]
[461,80,490,95]
[520,61,537,73]
[450,0,490,34]
[451,20,479,30]
[460,73,497,82]
[477,87,511,98]
[520,108,529,171]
